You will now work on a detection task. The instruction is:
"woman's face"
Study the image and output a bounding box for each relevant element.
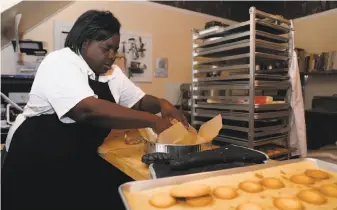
[82,34,120,75]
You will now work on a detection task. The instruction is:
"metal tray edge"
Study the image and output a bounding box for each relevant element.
[119,158,337,208]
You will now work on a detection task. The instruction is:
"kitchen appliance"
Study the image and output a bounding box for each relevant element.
[312,95,337,112]
[0,93,25,143]
[1,75,34,143]
[12,40,47,75]
[5,93,26,123]
[306,95,337,150]
[143,139,203,157]
[1,92,26,124]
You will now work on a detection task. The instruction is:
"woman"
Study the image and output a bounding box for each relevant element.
[2,10,186,210]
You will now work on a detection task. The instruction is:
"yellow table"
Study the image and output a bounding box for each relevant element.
[99,130,150,181]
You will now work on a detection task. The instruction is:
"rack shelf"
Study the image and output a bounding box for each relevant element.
[191,7,293,154]
[300,70,337,76]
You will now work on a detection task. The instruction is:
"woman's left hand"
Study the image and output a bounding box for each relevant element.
[160,99,188,127]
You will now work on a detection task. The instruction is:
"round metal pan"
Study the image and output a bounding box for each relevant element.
[143,139,202,157]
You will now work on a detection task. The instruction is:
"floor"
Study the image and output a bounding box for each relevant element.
[307,144,337,164]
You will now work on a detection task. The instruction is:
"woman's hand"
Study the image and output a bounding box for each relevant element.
[152,117,173,134]
[160,99,188,127]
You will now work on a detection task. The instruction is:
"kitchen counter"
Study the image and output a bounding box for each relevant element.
[1,130,283,181]
[99,130,150,181]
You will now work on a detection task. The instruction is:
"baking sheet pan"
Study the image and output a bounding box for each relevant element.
[118,158,337,210]
[195,19,289,40]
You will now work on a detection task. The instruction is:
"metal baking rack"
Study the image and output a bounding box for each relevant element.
[191,7,294,159]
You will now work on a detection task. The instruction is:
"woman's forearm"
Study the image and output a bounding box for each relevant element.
[67,96,160,129]
[132,94,163,114]
[133,94,188,127]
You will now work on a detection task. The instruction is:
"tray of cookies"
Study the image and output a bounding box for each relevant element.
[119,158,337,210]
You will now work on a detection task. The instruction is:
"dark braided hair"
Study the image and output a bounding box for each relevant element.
[65,10,121,54]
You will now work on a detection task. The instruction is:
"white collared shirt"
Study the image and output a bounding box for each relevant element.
[5,47,145,150]
[24,47,145,123]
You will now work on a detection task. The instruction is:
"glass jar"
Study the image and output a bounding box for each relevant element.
[124,129,142,145]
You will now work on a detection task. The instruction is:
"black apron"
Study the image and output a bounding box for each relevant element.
[1,78,132,210]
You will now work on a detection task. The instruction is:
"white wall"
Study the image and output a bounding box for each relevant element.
[294,8,337,53]
[0,1,235,100]
[2,1,336,107]
[293,9,337,109]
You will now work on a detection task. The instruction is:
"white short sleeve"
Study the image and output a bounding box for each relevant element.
[108,66,145,108]
[39,56,95,121]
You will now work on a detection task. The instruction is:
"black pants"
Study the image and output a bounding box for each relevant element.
[2,150,132,210]
[1,116,133,210]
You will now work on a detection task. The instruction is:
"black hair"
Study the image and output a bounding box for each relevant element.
[65,10,121,53]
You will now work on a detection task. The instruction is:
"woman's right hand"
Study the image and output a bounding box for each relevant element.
[151,117,173,134]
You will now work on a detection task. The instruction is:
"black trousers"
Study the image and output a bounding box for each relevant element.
[1,115,133,210]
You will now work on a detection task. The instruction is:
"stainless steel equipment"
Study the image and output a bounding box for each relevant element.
[118,158,337,209]
[190,7,293,158]
[143,139,202,157]
[1,75,34,142]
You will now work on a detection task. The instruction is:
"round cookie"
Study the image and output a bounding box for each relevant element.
[170,184,210,198]
[319,184,337,197]
[213,186,238,200]
[239,181,263,193]
[297,189,327,205]
[260,177,285,189]
[236,202,263,210]
[186,195,213,207]
[305,169,329,180]
[290,174,315,185]
[149,192,176,208]
[273,197,304,210]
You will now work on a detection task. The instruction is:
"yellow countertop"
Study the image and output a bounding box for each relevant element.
[99,130,150,181]
[1,130,281,182]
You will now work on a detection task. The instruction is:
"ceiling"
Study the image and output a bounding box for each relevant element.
[153,1,337,22]
[1,1,72,48]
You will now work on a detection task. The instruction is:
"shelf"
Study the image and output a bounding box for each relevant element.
[193,74,289,82]
[256,144,296,160]
[213,135,288,147]
[191,7,292,151]
[193,64,249,73]
[193,80,290,89]
[194,120,288,134]
[195,30,288,49]
[194,52,288,66]
[195,19,289,40]
[1,74,35,79]
[194,39,288,58]
[194,110,289,121]
[300,70,337,76]
[193,64,288,75]
[194,103,290,111]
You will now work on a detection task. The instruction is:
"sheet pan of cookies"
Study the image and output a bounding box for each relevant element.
[119,158,337,210]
